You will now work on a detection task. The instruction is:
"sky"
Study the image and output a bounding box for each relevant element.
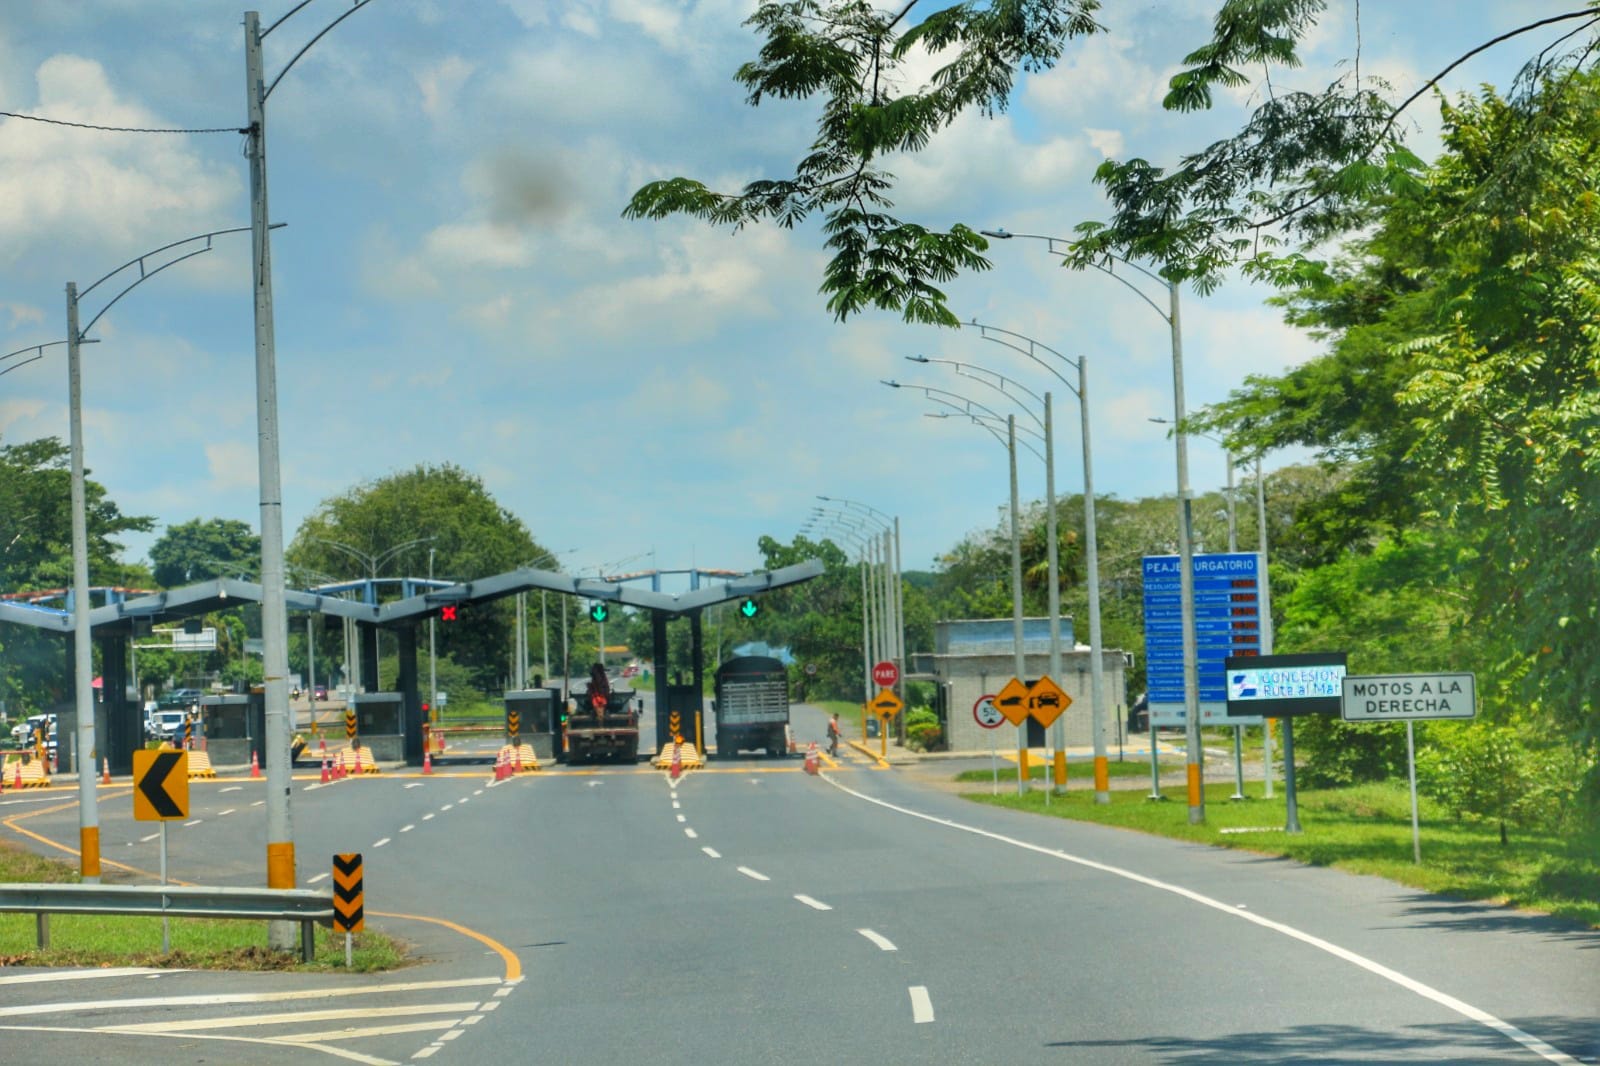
[0,1,1582,589]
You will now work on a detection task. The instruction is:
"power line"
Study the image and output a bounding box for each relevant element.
[0,110,244,135]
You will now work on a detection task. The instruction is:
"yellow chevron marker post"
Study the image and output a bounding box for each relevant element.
[332,852,364,967]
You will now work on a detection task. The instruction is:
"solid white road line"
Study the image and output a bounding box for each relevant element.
[0,968,168,986]
[109,1002,477,1033]
[909,986,935,1023]
[0,977,504,1018]
[825,776,1579,1064]
[857,929,897,951]
[737,866,770,882]
[701,847,721,859]
[794,895,832,911]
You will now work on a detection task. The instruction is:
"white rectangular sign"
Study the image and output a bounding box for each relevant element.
[1340,673,1477,722]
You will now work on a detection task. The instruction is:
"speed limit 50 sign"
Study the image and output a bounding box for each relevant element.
[973,695,1004,730]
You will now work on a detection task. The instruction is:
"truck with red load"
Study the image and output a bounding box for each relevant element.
[563,664,640,764]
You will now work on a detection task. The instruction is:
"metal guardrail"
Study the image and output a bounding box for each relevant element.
[0,882,335,961]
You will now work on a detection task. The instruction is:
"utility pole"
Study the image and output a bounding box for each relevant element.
[244,9,296,945]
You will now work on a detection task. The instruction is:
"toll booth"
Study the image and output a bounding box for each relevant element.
[199,693,256,767]
[504,689,558,763]
[659,680,702,752]
[351,693,404,762]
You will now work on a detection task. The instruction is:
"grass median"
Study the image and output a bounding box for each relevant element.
[0,840,408,971]
[964,779,1600,929]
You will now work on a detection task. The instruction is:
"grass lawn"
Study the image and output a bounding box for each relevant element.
[0,841,408,971]
[956,758,1175,783]
[964,779,1600,929]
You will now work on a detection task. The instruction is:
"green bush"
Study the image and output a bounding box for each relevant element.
[905,706,941,752]
[1293,714,1407,787]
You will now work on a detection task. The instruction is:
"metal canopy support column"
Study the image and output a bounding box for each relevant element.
[651,610,670,747]
[359,624,379,696]
[397,624,421,766]
[690,610,705,741]
[97,631,134,775]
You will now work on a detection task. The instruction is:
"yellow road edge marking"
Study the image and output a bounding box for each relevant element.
[4,798,524,985]
[371,910,522,982]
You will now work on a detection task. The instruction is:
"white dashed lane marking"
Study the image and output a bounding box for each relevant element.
[858,929,897,951]
[737,867,769,882]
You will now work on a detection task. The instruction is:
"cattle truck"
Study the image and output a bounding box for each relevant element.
[713,656,790,757]
[564,665,640,764]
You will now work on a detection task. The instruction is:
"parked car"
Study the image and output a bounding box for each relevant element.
[11,713,57,754]
[147,709,190,743]
[157,688,202,711]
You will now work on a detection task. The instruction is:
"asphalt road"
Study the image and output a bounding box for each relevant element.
[0,705,1595,1065]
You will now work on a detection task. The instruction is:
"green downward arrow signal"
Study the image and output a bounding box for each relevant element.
[740,597,759,619]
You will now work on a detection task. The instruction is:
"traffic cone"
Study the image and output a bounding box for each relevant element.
[101,757,112,785]
[319,755,330,784]
[422,750,433,775]
[12,762,20,790]
[670,744,682,781]
[803,742,819,776]
[51,748,58,774]
[250,751,261,778]
[514,746,523,773]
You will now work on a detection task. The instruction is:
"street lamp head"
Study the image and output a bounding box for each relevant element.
[881,379,901,388]
[906,354,930,363]
[980,228,1012,239]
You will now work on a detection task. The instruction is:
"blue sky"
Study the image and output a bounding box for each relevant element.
[0,2,1579,586]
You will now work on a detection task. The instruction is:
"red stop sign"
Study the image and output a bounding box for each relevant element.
[872,660,899,687]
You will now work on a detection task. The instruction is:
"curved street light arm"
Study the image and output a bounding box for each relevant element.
[373,535,437,572]
[305,536,379,577]
[815,494,893,526]
[80,224,260,300]
[974,335,1079,399]
[981,229,1172,321]
[921,403,1046,463]
[908,354,1048,423]
[264,0,381,101]
[0,354,43,378]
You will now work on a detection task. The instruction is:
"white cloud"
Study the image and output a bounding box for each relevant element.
[1084,127,1124,158]
[416,55,475,120]
[0,55,236,265]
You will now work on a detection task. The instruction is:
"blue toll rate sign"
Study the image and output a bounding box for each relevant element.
[1142,552,1266,726]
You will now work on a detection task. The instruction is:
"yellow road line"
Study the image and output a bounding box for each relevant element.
[3,795,524,984]
[371,911,521,982]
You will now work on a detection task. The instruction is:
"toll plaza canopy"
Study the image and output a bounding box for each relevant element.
[0,559,823,635]
[0,559,824,770]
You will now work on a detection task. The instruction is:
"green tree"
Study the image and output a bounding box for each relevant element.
[0,436,151,712]
[288,464,547,694]
[1201,68,1600,801]
[149,518,260,587]
[629,3,1600,315]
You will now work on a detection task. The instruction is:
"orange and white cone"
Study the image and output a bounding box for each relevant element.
[12,762,20,789]
[101,756,112,785]
[422,750,433,775]
[319,755,330,784]
[250,750,261,778]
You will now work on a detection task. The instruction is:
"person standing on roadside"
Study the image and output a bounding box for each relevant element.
[827,712,841,757]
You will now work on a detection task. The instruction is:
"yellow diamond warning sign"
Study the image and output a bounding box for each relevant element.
[1027,675,1072,728]
[994,677,1032,726]
[869,688,903,718]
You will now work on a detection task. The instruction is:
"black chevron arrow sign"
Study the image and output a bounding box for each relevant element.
[133,749,188,821]
[332,853,364,933]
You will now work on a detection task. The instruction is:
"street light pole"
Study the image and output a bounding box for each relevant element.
[428,548,437,723]
[983,228,1205,823]
[64,286,99,883]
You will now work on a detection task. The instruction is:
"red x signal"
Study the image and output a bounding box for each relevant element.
[440,605,457,622]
